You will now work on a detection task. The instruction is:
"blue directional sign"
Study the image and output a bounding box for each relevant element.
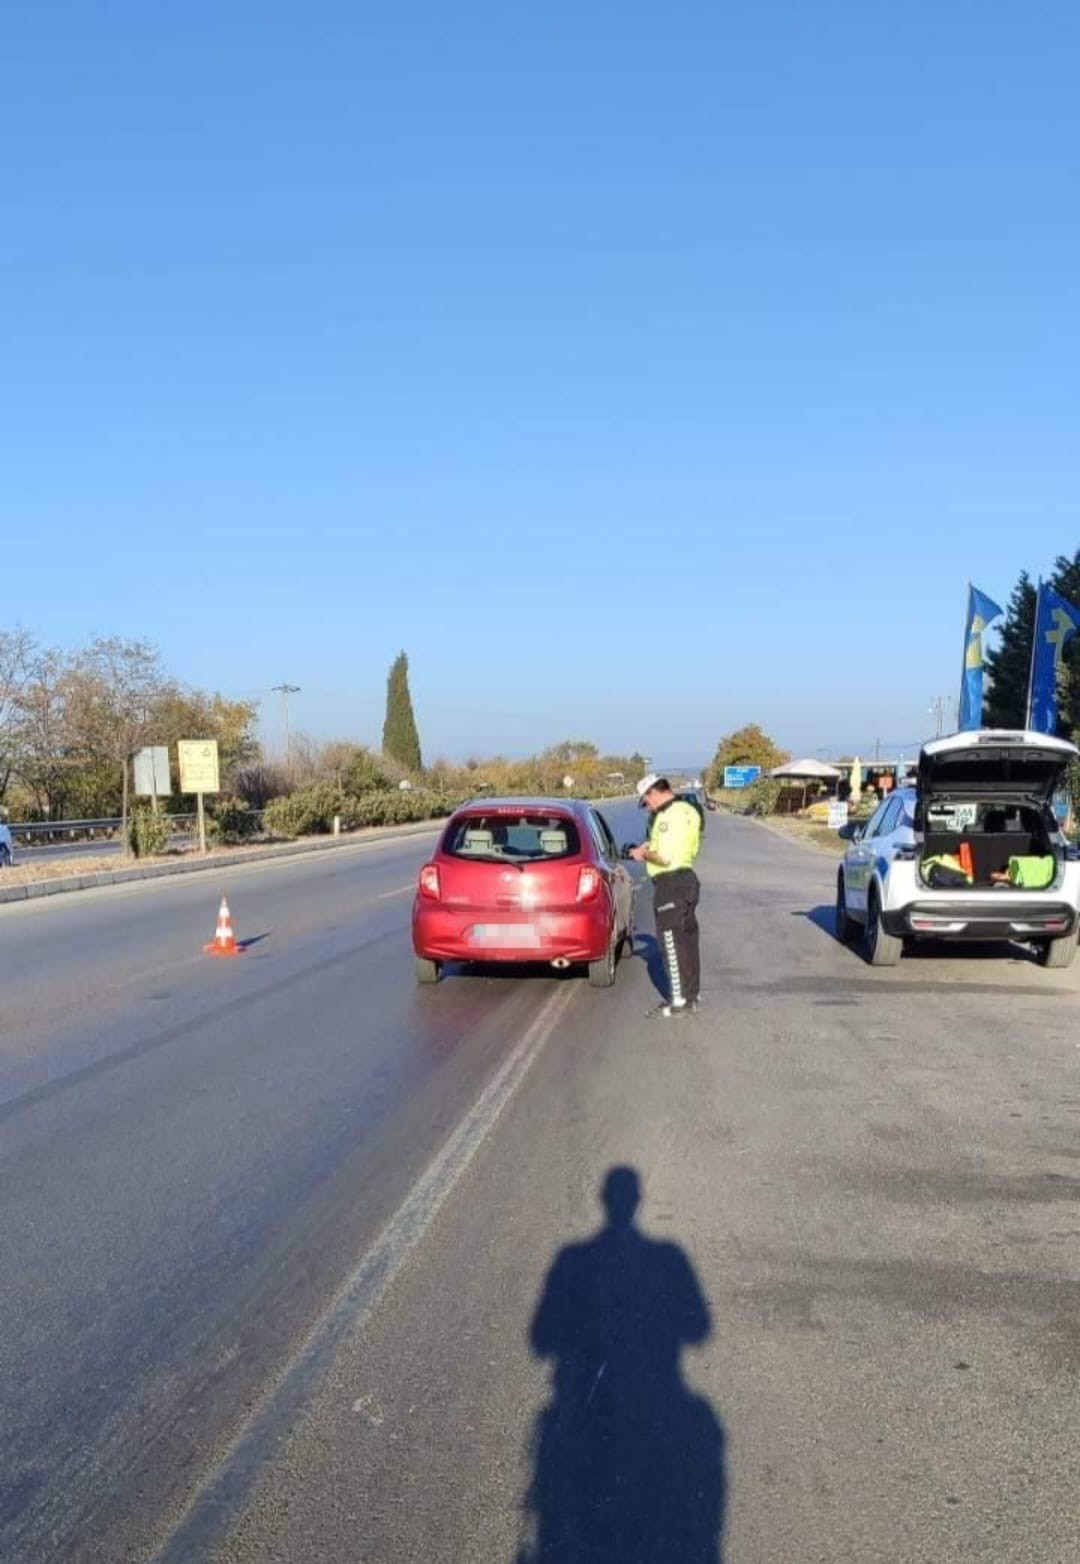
[723,765,762,789]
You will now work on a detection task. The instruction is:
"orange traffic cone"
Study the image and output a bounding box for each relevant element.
[205,895,243,957]
[958,841,974,881]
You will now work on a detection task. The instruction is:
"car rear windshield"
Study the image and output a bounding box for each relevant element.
[443,812,581,863]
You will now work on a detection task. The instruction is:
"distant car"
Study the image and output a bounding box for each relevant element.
[412,797,635,987]
[836,730,1080,968]
[0,821,13,869]
[677,787,712,828]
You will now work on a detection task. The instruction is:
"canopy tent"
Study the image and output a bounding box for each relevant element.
[769,758,843,814]
[769,759,843,780]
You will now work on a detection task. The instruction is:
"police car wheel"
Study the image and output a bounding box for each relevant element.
[1039,934,1078,970]
[865,889,902,968]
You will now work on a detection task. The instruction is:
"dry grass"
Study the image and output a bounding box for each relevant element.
[757,815,846,855]
[3,850,187,885]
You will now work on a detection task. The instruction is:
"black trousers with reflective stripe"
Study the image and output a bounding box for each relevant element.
[652,868,701,1005]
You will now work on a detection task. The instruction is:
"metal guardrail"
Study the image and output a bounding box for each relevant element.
[8,813,200,845]
[8,812,271,846]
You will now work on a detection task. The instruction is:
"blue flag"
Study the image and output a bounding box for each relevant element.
[1028,582,1080,733]
[958,585,1003,730]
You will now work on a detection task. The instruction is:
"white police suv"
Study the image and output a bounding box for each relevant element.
[836,730,1080,969]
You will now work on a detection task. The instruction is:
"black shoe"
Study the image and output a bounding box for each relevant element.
[646,1002,690,1020]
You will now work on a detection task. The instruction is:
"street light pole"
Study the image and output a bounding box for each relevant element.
[272,683,301,775]
[929,695,957,738]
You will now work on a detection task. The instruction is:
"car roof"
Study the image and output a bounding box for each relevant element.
[453,796,585,815]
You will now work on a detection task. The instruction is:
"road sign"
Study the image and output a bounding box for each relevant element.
[133,746,171,798]
[177,741,220,795]
[723,765,762,790]
[827,801,849,830]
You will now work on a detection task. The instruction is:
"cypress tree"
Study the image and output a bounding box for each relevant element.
[382,651,422,772]
[1050,548,1080,735]
[983,572,1037,729]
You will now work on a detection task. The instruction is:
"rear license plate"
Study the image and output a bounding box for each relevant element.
[470,924,541,947]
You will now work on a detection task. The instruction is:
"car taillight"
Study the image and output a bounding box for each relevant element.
[576,866,602,902]
[419,864,441,900]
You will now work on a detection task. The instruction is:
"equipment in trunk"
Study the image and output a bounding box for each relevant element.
[919,803,1060,890]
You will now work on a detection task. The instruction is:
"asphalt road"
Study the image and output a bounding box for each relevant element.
[3,808,1078,1563]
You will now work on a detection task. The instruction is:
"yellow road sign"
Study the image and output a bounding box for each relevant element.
[178,740,220,795]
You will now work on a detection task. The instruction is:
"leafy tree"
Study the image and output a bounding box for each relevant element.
[9,647,77,818]
[382,651,422,772]
[708,724,790,788]
[75,638,166,849]
[546,740,599,764]
[149,686,260,798]
[0,628,34,805]
[983,572,1037,729]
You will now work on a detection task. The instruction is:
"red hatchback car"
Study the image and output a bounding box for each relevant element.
[412,798,636,987]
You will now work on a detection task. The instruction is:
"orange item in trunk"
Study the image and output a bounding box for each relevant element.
[958,841,974,879]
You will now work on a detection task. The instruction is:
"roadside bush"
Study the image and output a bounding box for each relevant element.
[263,783,350,838]
[128,805,170,858]
[343,747,393,795]
[739,778,783,817]
[209,796,261,846]
[263,785,467,839]
[348,788,463,828]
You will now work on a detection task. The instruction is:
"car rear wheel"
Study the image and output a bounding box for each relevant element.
[588,933,617,988]
[415,956,441,984]
[1039,934,1077,970]
[865,888,902,968]
[835,873,858,943]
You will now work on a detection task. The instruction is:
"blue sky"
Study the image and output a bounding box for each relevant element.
[4,2,1078,766]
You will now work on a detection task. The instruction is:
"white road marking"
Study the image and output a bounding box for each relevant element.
[377,883,415,899]
[150,980,577,1564]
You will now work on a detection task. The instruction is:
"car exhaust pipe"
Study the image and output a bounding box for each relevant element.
[551,956,571,969]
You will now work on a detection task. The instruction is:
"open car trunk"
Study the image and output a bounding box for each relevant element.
[916,730,1075,893]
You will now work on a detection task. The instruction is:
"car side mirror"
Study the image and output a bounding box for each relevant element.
[838,822,861,842]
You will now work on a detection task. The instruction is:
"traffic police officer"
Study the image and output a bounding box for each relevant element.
[630,775,703,1018]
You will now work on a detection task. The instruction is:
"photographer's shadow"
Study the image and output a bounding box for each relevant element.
[517,1167,726,1563]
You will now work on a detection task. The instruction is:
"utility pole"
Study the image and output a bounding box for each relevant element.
[272,683,301,775]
